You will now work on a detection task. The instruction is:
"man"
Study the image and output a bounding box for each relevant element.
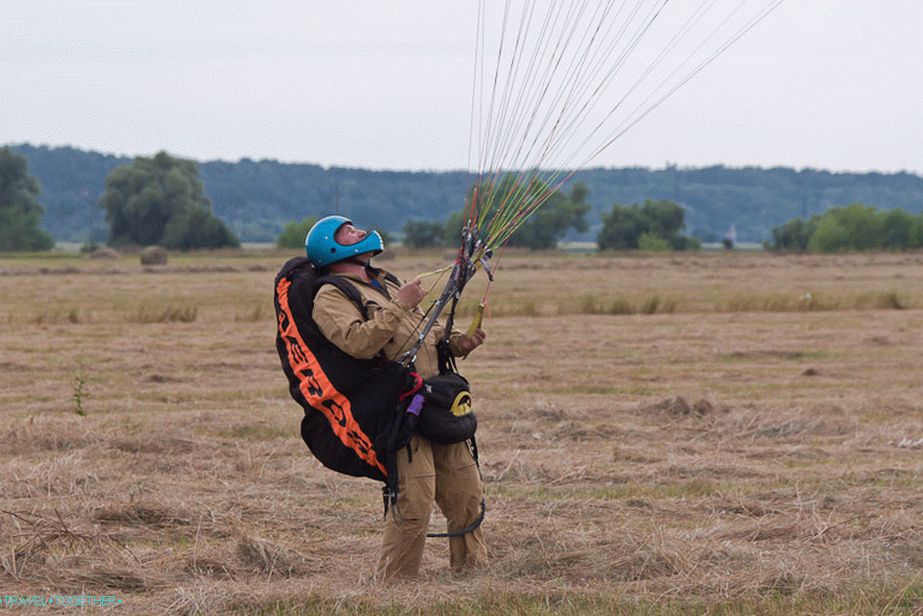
[306,215,488,580]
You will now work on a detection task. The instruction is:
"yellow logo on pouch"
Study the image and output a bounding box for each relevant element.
[450,391,473,416]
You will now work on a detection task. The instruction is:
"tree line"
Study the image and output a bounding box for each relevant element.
[3,146,701,253]
[5,142,923,253]
[281,183,700,252]
[1,147,237,251]
[768,203,923,252]
[0,147,54,250]
[12,143,923,244]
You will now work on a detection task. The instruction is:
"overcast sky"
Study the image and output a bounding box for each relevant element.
[1,1,921,174]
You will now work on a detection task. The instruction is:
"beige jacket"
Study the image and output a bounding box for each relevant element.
[312,270,463,379]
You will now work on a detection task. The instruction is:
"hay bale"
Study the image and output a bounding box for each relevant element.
[140,245,168,265]
[88,247,120,260]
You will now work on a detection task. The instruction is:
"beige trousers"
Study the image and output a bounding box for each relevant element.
[377,435,487,579]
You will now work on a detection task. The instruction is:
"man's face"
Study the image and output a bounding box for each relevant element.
[334,223,368,246]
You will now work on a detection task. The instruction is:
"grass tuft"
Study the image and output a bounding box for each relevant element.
[877,291,905,310]
[640,296,660,314]
[607,298,634,314]
[134,303,198,323]
[30,307,84,324]
[236,303,269,322]
[72,355,88,416]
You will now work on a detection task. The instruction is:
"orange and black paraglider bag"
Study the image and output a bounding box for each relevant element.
[273,256,412,482]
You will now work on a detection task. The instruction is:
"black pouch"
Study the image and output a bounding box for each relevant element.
[418,372,477,444]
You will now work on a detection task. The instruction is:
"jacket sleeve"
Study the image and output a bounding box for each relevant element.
[312,284,415,360]
[430,321,467,357]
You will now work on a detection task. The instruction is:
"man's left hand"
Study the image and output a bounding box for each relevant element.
[457,328,486,355]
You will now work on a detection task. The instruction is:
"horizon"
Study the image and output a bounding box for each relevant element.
[9,142,923,179]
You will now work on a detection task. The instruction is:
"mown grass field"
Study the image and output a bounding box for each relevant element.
[1,248,922,615]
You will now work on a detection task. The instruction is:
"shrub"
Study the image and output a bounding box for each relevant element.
[402,219,446,248]
[638,233,671,252]
[277,216,317,249]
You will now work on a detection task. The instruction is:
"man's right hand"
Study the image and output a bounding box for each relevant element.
[396,279,426,308]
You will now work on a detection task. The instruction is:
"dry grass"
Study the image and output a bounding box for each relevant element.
[2,249,923,614]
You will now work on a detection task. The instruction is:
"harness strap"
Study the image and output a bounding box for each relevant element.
[426,435,485,538]
[399,372,424,401]
[314,275,369,318]
[314,274,393,362]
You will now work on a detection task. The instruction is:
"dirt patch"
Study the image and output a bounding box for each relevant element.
[144,373,187,383]
[637,396,717,417]
[530,403,567,422]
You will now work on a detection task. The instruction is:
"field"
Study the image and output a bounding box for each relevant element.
[1,249,922,615]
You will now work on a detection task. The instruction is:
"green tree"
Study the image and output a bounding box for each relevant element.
[773,204,923,253]
[163,207,241,249]
[597,199,697,251]
[768,216,819,251]
[670,234,702,251]
[402,219,446,248]
[879,209,920,249]
[640,199,685,240]
[99,151,238,248]
[442,210,466,246]
[809,203,880,252]
[277,216,318,249]
[0,147,54,251]
[506,183,591,249]
[596,204,645,249]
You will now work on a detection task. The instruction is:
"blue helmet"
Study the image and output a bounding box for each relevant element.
[305,215,384,268]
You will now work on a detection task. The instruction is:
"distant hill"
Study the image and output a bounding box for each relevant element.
[10,143,923,243]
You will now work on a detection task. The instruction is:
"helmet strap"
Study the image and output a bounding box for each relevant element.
[343,255,370,266]
[363,261,382,278]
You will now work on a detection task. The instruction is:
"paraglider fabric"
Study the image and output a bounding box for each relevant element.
[274,256,409,481]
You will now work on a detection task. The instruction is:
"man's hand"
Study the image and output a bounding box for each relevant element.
[396,280,426,308]
[457,328,486,355]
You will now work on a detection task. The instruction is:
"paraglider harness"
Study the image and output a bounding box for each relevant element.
[273,255,484,538]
